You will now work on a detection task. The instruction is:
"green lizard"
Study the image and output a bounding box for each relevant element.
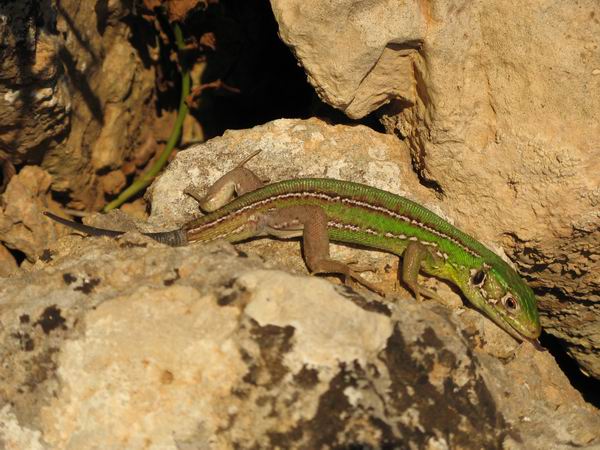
[44,161,541,342]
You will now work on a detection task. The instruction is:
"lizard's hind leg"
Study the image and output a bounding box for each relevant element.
[184,150,265,212]
[264,205,385,296]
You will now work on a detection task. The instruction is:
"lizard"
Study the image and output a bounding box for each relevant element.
[44,156,542,343]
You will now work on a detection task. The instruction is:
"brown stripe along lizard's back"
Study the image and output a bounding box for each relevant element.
[44,155,542,344]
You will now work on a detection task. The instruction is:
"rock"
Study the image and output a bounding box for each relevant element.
[0,1,69,164]
[0,0,159,210]
[0,167,57,262]
[270,1,600,378]
[0,244,18,277]
[0,229,598,448]
[270,0,424,119]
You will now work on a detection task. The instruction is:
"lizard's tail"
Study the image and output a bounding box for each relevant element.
[43,212,188,247]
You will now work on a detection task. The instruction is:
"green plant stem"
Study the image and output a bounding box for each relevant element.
[104,23,190,212]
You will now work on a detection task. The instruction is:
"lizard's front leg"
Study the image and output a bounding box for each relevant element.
[401,241,445,302]
[263,205,385,296]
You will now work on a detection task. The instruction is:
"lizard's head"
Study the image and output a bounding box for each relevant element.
[462,263,541,341]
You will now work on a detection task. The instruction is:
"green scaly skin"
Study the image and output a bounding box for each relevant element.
[45,178,541,341]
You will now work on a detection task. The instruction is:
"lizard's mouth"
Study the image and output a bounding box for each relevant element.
[515,323,545,350]
[486,311,544,350]
[501,325,544,350]
[473,298,542,347]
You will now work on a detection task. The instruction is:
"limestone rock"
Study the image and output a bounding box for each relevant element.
[0,1,69,164]
[0,0,157,210]
[0,243,18,277]
[0,167,58,262]
[270,0,424,119]
[0,230,598,448]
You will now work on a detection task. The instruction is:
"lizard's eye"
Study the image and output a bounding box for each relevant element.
[501,294,519,313]
[471,269,486,287]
